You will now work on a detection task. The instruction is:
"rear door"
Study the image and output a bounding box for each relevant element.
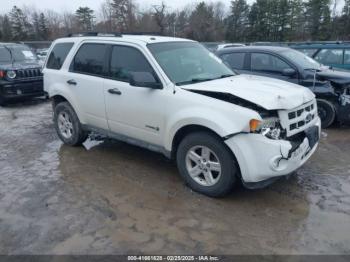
[249,52,299,84]
[66,43,109,129]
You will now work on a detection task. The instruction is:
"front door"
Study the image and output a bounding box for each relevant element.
[104,44,167,146]
[250,52,299,84]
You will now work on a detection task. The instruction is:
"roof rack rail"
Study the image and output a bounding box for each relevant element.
[67,32,122,37]
[288,41,350,45]
[121,32,164,36]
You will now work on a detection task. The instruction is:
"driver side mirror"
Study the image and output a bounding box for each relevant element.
[282,68,297,77]
[129,72,163,89]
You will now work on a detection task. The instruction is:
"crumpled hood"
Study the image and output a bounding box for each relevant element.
[316,69,350,85]
[181,74,315,110]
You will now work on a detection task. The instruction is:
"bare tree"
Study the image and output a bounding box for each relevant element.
[152,2,167,34]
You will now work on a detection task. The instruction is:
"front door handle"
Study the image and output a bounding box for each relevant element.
[108,88,122,95]
[67,79,77,85]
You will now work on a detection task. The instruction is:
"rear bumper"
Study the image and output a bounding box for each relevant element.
[225,117,321,184]
[0,79,44,99]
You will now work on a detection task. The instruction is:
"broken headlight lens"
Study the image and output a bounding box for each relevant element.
[250,117,281,140]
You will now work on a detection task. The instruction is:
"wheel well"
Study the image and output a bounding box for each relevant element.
[51,95,68,109]
[171,125,223,159]
[171,124,242,180]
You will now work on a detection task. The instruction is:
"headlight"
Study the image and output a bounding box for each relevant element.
[250,117,281,140]
[6,70,16,79]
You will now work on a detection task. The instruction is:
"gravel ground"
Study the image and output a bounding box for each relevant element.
[0,99,349,255]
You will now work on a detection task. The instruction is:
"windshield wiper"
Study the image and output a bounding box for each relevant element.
[216,74,235,79]
[176,78,215,86]
[176,74,235,86]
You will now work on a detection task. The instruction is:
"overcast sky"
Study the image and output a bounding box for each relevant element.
[1,0,255,14]
[0,0,344,15]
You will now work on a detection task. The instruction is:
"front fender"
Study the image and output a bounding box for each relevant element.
[163,106,259,152]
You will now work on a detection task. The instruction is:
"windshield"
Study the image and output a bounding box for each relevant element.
[281,49,322,70]
[148,42,235,86]
[0,45,37,63]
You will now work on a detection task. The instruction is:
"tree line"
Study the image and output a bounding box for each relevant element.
[0,0,350,43]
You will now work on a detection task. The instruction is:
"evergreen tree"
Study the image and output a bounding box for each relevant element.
[32,12,40,39]
[1,15,12,41]
[111,0,136,32]
[188,2,216,41]
[226,0,249,42]
[38,13,49,40]
[9,6,30,40]
[75,7,95,31]
[288,0,305,40]
[305,0,331,40]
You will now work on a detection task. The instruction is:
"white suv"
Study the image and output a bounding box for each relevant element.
[44,33,321,197]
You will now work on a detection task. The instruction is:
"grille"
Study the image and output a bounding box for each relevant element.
[279,100,318,137]
[16,68,42,79]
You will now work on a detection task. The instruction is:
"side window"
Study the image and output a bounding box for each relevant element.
[344,50,350,64]
[251,53,292,73]
[70,43,108,76]
[314,49,343,65]
[110,45,156,82]
[221,53,245,70]
[46,43,74,70]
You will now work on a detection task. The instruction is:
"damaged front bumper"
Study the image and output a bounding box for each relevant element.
[225,116,321,186]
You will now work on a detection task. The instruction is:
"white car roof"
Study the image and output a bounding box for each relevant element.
[54,35,194,46]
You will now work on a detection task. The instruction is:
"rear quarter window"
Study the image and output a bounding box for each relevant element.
[46,43,74,70]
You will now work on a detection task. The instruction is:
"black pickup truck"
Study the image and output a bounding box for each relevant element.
[0,43,44,106]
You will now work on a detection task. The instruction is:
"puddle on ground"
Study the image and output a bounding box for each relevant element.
[0,101,349,254]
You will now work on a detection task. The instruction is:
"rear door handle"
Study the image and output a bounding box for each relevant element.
[108,88,122,95]
[67,79,77,85]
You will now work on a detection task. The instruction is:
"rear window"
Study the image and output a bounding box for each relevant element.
[46,43,74,70]
[70,43,108,76]
[221,53,245,70]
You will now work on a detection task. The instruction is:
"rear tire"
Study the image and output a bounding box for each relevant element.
[176,132,237,197]
[54,102,88,146]
[317,99,336,128]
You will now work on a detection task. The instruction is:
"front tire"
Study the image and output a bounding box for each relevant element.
[317,99,336,128]
[54,102,88,146]
[176,132,237,197]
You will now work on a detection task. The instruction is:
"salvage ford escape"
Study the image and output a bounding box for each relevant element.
[43,33,321,197]
[0,43,44,106]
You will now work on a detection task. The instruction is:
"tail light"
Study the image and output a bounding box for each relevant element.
[0,70,5,79]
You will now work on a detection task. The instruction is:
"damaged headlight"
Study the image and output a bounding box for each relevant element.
[250,117,281,140]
